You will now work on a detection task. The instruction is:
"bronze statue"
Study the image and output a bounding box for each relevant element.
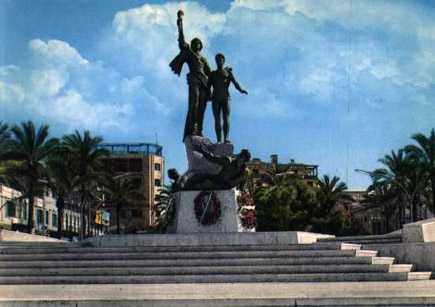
[168,147,251,191]
[170,10,211,140]
[209,53,248,143]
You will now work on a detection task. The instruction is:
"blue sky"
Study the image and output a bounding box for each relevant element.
[1,0,434,190]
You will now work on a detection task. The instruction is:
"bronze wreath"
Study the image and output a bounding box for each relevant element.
[194,191,221,225]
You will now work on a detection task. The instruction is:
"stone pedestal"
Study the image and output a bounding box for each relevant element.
[171,189,239,234]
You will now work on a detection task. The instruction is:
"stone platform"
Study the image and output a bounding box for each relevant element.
[85,231,333,247]
[2,281,435,306]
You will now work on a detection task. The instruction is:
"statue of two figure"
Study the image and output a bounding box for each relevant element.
[170,10,248,144]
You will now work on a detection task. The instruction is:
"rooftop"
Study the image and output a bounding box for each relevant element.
[97,143,163,157]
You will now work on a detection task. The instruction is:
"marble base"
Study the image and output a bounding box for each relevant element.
[171,189,239,234]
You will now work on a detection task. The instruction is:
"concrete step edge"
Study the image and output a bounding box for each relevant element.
[0,243,359,254]
[1,296,435,306]
[408,272,433,280]
[0,264,394,276]
[355,250,378,257]
[0,256,375,268]
[371,257,395,265]
[0,272,410,284]
[318,234,403,242]
[388,264,413,273]
[0,250,361,260]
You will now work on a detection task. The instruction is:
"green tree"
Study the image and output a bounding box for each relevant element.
[311,175,355,235]
[46,150,79,238]
[362,182,399,233]
[405,129,435,213]
[0,121,11,181]
[61,130,107,239]
[316,175,352,216]
[154,184,176,233]
[372,149,426,224]
[103,176,140,234]
[4,121,58,233]
[254,177,317,231]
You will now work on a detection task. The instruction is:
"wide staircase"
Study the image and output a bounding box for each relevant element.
[0,240,431,284]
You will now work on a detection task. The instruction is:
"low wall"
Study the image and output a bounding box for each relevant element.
[0,229,65,242]
[85,231,334,247]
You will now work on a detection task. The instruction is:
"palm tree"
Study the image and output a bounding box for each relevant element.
[46,150,79,238]
[0,121,10,150]
[405,129,435,213]
[103,177,140,234]
[372,149,425,225]
[4,121,58,233]
[154,184,176,233]
[316,175,352,216]
[0,121,11,180]
[61,130,108,239]
[362,182,400,233]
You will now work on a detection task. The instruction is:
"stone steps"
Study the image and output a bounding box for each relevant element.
[0,249,378,261]
[0,241,430,284]
[0,256,393,269]
[0,272,415,284]
[0,242,360,254]
[318,234,403,244]
[0,264,412,276]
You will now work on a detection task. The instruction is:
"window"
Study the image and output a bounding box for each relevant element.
[253,169,259,175]
[52,213,58,227]
[23,204,27,220]
[45,211,49,225]
[65,214,69,229]
[37,210,43,224]
[6,201,15,217]
[154,179,161,187]
[154,163,161,171]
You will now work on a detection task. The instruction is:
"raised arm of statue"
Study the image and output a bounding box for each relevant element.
[177,10,188,50]
[228,69,248,95]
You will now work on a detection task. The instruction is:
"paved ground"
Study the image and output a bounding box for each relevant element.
[1,280,435,306]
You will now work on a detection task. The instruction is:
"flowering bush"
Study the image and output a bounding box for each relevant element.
[237,191,257,230]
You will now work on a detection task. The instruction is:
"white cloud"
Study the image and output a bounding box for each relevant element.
[29,39,89,67]
[0,80,25,104]
[0,39,147,131]
[30,69,68,97]
[34,89,133,130]
[112,2,225,75]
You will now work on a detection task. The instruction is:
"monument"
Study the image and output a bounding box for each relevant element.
[168,10,251,233]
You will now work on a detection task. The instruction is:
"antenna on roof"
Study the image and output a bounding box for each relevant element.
[155,133,158,145]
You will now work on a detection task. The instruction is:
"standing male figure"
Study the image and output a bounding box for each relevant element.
[209,53,248,143]
[170,10,211,140]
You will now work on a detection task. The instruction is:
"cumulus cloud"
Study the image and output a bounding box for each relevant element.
[29,39,89,68]
[1,1,434,166]
[0,39,154,132]
[111,2,225,77]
